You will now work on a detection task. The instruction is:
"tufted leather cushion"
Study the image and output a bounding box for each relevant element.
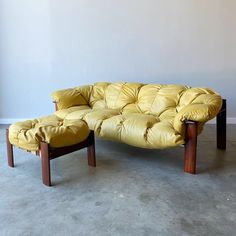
[52,86,92,110]
[104,82,143,110]
[9,115,90,151]
[52,82,222,149]
[55,106,92,120]
[98,113,184,148]
[83,109,121,132]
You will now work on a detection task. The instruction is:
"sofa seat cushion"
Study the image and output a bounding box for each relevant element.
[9,115,90,151]
[55,105,92,119]
[83,109,121,131]
[54,107,184,148]
[98,113,184,149]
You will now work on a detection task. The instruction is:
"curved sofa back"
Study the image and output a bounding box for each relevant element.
[86,82,221,118]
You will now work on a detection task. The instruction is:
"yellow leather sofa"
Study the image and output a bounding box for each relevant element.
[52,82,226,174]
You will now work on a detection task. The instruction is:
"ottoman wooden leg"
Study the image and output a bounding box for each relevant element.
[40,142,51,187]
[6,129,14,167]
[87,131,96,167]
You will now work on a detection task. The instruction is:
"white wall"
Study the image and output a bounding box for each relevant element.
[0,0,236,122]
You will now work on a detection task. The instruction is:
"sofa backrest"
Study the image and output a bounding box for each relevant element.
[89,82,220,118]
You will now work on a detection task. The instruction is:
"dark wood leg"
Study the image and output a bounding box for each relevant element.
[184,121,198,174]
[40,142,51,187]
[6,129,14,167]
[217,99,226,150]
[87,131,96,167]
[53,101,58,111]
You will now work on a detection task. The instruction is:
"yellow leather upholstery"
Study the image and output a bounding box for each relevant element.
[99,113,183,148]
[55,105,92,120]
[9,115,90,151]
[83,109,121,131]
[89,82,110,109]
[52,85,92,110]
[51,82,222,149]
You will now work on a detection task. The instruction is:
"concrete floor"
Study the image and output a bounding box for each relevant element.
[0,124,235,236]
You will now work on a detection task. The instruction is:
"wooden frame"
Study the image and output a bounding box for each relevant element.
[6,129,14,168]
[184,121,198,174]
[184,99,227,174]
[7,99,226,183]
[6,129,96,187]
[217,99,227,150]
[54,100,226,175]
[53,101,58,111]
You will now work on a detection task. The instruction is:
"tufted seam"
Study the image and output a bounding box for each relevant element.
[74,90,89,105]
[176,87,189,105]
[144,127,151,143]
[90,83,111,108]
[187,93,205,105]
[147,86,162,113]
[87,86,93,104]
[86,112,119,136]
[123,84,143,111]
[90,85,101,106]
[118,118,126,141]
[156,106,173,118]
[121,85,144,111]
[143,120,159,143]
[114,83,126,108]
[178,88,210,107]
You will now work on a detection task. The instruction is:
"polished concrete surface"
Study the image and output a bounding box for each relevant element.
[0,124,235,236]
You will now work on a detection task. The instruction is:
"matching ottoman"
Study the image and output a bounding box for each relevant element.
[6,115,96,186]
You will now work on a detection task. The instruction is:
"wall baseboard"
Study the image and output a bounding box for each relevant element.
[0,117,236,125]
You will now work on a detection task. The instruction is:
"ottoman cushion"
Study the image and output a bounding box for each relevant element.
[9,115,90,151]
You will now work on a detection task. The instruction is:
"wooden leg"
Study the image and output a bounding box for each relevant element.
[184,121,198,174]
[53,101,58,111]
[40,142,51,187]
[217,99,226,150]
[6,129,14,167]
[87,131,96,167]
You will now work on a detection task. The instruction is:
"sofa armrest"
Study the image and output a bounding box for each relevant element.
[174,103,222,134]
[51,86,91,110]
